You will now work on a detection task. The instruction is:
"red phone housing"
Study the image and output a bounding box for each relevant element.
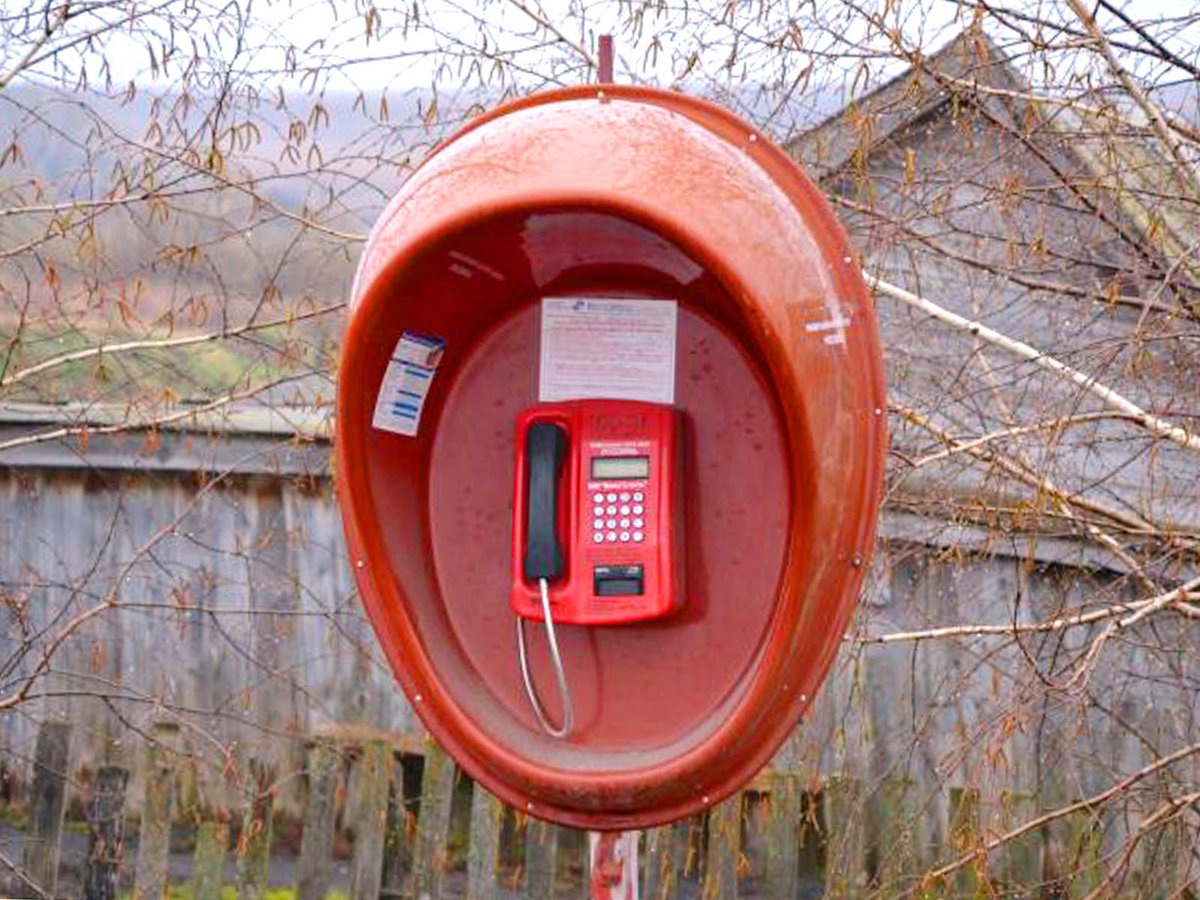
[511,399,684,625]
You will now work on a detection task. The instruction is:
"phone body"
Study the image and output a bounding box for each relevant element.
[510,399,685,625]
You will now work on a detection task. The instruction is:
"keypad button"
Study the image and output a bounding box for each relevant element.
[593,532,604,543]
[633,504,644,515]
[606,505,617,515]
[593,518,604,529]
[606,518,617,529]
[620,518,630,528]
[605,531,617,542]
[593,492,604,503]
[619,532,631,542]
[633,531,644,542]
[619,492,631,502]
[633,491,644,502]
[593,505,604,516]
[606,492,617,502]
[620,504,630,515]
[633,517,644,528]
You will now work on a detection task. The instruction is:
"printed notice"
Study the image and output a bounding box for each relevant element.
[372,331,445,436]
[539,297,677,403]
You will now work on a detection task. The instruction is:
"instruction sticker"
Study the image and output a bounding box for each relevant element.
[539,297,677,404]
[372,331,445,436]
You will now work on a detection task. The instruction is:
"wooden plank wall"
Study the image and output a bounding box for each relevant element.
[2,470,1199,895]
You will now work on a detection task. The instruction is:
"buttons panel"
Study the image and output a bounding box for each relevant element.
[584,474,651,551]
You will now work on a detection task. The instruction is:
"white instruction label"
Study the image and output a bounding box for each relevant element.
[372,331,445,436]
[539,297,677,403]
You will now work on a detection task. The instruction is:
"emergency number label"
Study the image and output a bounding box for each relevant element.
[539,297,677,404]
[372,331,445,436]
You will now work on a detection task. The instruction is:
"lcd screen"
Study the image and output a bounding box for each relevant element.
[591,456,650,480]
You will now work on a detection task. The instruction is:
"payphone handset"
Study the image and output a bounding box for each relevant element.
[511,399,685,625]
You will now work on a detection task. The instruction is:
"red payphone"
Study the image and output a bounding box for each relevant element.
[511,400,684,625]
[510,399,685,736]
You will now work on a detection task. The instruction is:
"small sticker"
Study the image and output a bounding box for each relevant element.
[539,297,677,403]
[372,331,445,436]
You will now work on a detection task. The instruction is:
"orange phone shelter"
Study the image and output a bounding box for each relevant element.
[335,85,887,830]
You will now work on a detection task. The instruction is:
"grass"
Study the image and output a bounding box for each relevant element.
[1,315,326,405]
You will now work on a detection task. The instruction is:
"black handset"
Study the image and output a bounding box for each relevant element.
[523,422,567,582]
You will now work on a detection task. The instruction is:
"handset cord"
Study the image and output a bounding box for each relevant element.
[516,576,574,739]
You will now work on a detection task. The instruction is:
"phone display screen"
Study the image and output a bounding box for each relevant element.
[591,456,650,480]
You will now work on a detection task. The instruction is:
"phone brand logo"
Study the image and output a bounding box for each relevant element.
[592,413,648,436]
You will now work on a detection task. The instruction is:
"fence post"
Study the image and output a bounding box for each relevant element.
[763,774,801,900]
[870,776,921,894]
[466,781,502,900]
[133,720,179,900]
[822,777,867,899]
[996,791,1040,893]
[524,818,559,900]
[351,740,394,900]
[298,742,341,900]
[948,786,983,897]
[703,794,741,900]
[23,719,72,899]
[83,765,129,900]
[381,755,412,900]
[411,742,455,900]
[235,758,275,900]
[643,822,688,900]
[190,817,230,900]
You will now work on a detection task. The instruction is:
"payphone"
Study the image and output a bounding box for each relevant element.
[510,399,685,736]
[336,83,887,829]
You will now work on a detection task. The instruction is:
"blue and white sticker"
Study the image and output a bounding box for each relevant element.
[372,331,445,436]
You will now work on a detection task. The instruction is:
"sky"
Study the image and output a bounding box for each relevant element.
[2,0,1197,129]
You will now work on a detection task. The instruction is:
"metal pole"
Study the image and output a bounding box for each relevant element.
[598,34,614,83]
[590,831,639,900]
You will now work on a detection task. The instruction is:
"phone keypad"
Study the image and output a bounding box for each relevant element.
[587,477,649,547]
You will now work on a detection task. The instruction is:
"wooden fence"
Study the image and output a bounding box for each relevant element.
[3,718,1189,900]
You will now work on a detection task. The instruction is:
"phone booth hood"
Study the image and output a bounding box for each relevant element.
[336,85,887,829]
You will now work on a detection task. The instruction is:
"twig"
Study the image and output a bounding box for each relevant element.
[1065,0,1197,176]
[0,3,69,92]
[909,411,1140,467]
[858,583,1200,644]
[0,378,301,455]
[918,736,1200,888]
[1,301,345,390]
[869,275,1200,453]
[503,0,597,69]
